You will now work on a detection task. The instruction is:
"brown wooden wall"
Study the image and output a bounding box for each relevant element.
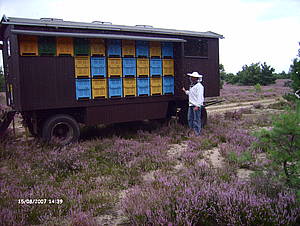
[2,24,220,112]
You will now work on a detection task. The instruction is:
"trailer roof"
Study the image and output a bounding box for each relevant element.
[11,29,186,42]
[0,15,224,39]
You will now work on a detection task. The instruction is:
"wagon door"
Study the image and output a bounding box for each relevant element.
[183,37,220,97]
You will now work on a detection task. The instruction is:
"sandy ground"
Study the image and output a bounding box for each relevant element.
[206,97,283,114]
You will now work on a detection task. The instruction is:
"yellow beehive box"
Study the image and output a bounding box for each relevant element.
[107,58,122,77]
[150,77,162,95]
[90,38,105,56]
[122,40,135,57]
[123,77,136,96]
[92,78,107,98]
[150,41,161,58]
[162,59,174,76]
[56,37,74,56]
[19,35,38,56]
[136,58,149,77]
[75,56,90,77]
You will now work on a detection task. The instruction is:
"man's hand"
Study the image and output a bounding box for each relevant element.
[194,106,199,111]
[182,87,186,92]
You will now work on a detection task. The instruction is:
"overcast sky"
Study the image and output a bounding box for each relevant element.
[1,0,300,73]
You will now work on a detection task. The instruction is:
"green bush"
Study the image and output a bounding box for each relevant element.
[256,111,300,189]
[254,83,262,93]
[274,71,291,79]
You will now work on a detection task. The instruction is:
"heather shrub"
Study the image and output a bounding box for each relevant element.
[238,107,253,114]
[122,163,300,225]
[268,100,293,110]
[42,145,87,177]
[0,129,15,158]
[253,103,263,109]
[221,79,291,103]
[224,110,243,120]
[249,171,286,198]
[69,210,97,226]
[0,138,119,225]
[202,112,263,169]
[248,112,274,128]
[154,120,189,143]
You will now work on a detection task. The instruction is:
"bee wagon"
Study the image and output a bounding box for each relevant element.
[0,15,223,144]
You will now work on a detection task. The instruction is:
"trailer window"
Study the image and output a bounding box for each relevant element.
[184,39,208,57]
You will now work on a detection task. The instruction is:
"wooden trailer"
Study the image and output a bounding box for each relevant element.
[0,15,223,144]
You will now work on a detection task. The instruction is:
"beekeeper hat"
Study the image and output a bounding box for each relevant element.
[187,72,203,78]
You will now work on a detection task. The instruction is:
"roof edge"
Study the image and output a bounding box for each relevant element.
[1,16,224,39]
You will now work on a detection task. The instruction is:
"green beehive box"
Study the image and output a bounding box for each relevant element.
[38,36,56,56]
[74,38,90,56]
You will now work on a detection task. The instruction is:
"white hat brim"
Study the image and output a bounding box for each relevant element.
[187,72,203,78]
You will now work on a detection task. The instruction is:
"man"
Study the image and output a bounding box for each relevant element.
[182,72,204,136]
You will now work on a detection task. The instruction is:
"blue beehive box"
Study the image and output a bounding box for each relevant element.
[136,41,149,57]
[107,39,121,57]
[122,58,136,77]
[162,42,174,58]
[91,57,106,77]
[150,59,162,77]
[108,77,123,97]
[137,77,150,96]
[76,79,91,99]
[163,76,174,95]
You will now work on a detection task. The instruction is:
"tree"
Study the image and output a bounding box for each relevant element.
[260,62,276,85]
[236,63,261,85]
[235,62,276,86]
[257,111,300,189]
[219,64,239,84]
[219,64,226,81]
[224,73,239,84]
[274,71,290,79]
[289,43,300,93]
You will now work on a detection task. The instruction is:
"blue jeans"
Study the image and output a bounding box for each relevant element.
[188,106,202,136]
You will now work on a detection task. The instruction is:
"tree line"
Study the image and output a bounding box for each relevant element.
[220,43,300,93]
[220,62,292,86]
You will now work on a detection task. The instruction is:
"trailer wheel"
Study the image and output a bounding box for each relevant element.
[42,114,80,145]
[201,106,207,128]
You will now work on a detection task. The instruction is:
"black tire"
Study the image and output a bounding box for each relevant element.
[201,106,207,128]
[42,114,80,145]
